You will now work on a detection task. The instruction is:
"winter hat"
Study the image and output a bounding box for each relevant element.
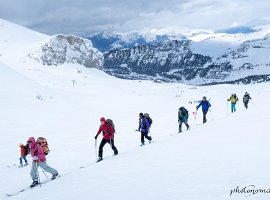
[100,117,105,122]
[139,113,143,117]
[19,143,23,147]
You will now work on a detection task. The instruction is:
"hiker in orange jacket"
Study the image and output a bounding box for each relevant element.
[19,143,28,167]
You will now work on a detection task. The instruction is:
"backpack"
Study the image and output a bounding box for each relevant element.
[36,137,50,156]
[106,119,115,133]
[143,113,152,126]
[178,107,188,118]
[24,144,30,156]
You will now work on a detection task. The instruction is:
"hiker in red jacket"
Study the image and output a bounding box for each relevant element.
[27,137,58,188]
[94,117,118,162]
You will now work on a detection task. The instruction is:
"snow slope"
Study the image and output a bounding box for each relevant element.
[1,18,270,200]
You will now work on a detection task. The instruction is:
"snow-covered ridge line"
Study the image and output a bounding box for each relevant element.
[103,32,270,85]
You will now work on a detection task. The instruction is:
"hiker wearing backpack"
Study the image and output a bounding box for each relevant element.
[243,92,252,109]
[27,137,58,188]
[196,96,211,123]
[94,117,118,162]
[227,93,238,113]
[19,143,29,167]
[138,113,152,146]
[178,107,190,133]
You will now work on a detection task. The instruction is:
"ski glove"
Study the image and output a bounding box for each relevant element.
[32,156,38,161]
[94,135,98,140]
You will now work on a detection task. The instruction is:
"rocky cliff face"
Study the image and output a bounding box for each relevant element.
[104,40,212,82]
[30,35,104,69]
[103,35,270,85]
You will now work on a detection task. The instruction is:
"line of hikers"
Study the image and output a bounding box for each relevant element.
[19,92,252,187]
[178,92,252,132]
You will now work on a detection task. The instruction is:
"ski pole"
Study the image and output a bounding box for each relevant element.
[209,108,213,120]
[251,99,255,107]
[193,110,197,125]
[36,162,41,187]
[95,139,97,161]
[148,128,152,137]
[41,169,49,179]
[109,139,114,158]
[226,101,229,114]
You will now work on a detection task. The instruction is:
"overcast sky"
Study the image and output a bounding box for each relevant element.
[0,0,270,36]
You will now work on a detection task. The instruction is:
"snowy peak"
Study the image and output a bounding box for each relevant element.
[189,25,270,44]
[88,32,171,52]
[88,26,270,53]
[29,35,104,69]
[104,31,270,85]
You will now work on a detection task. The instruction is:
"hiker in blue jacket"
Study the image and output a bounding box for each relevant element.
[138,113,152,146]
[196,96,211,123]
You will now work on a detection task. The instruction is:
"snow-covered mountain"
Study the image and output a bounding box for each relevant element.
[88,32,172,52]
[104,27,270,85]
[104,40,212,82]
[0,19,103,72]
[1,18,270,200]
[2,18,270,85]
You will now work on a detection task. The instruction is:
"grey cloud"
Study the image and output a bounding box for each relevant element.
[0,0,270,35]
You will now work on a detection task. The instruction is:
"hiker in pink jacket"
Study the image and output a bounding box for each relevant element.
[28,137,46,162]
[27,137,58,188]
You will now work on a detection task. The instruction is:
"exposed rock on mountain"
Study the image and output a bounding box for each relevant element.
[30,35,104,69]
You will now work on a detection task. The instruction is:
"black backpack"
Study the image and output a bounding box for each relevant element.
[143,113,152,126]
[106,119,115,133]
[24,144,30,156]
[179,107,188,117]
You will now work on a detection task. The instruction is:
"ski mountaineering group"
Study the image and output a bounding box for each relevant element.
[17,92,252,188]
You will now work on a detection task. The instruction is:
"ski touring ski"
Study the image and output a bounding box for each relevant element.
[6,175,61,197]
[7,164,29,168]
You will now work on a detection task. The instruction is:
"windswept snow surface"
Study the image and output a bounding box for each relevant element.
[1,18,270,200]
